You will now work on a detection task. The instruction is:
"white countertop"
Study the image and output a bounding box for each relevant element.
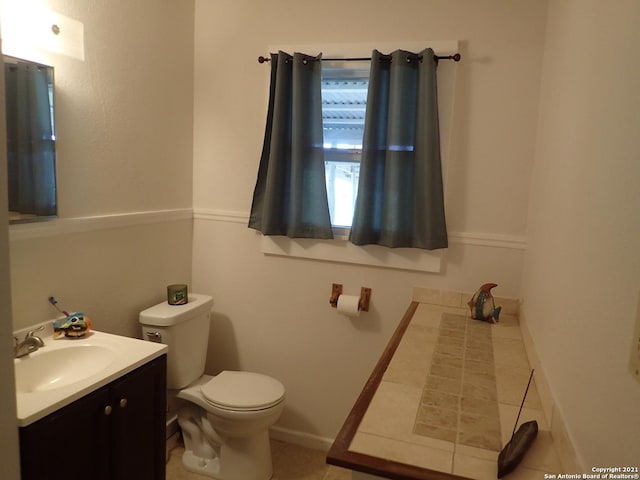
[14,330,167,427]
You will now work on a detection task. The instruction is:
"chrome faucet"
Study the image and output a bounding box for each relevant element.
[14,326,45,358]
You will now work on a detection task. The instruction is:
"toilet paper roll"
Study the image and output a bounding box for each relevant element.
[337,294,360,318]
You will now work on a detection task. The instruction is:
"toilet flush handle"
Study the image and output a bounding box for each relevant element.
[145,331,162,342]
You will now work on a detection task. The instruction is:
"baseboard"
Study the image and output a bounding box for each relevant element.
[269,426,334,452]
[166,431,182,463]
[167,413,179,440]
[167,419,333,455]
[519,311,583,472]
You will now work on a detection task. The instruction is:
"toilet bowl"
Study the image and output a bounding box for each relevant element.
[139,294,286,480]
[177,373,284,480]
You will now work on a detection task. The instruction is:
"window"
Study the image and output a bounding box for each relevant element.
[321,66,369,231]
[252,45,452,249]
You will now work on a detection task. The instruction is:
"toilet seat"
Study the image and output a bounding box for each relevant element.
[200,371,285,412]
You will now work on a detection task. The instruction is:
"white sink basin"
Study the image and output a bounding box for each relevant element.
[13,329,167,427]
[15,344,115,393]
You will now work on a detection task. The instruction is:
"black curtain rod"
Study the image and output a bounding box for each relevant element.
[258,53,461,64]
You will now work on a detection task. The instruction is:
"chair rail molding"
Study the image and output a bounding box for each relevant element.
[9,208,193,241]
[192,208,527,251]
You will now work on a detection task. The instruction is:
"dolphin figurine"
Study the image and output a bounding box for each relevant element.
[468,283,502,323]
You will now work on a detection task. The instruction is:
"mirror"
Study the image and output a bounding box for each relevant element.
[4,55,57,223]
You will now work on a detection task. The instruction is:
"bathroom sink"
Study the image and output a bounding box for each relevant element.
[13,328,167,426]
[14,344,115,394]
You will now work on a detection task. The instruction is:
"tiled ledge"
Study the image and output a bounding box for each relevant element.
[327,288,566,479]
[410,287,580,471]
[326,301,447,480]
[411,287,520,316]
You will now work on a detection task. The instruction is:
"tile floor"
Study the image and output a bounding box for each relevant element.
[166,438,351,480]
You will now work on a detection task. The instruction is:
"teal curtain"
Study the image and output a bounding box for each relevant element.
[349,49,447,250]
[249,51,333,239]
[4,61,57,217]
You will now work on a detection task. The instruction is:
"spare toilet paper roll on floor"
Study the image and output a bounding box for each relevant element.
[337,295,360,317]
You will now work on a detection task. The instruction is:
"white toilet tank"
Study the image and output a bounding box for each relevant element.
[139,293,214,389]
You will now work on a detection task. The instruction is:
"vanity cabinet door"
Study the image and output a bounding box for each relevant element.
[109,355,167,480]
[19,386,111,480]
[19,355,167,480]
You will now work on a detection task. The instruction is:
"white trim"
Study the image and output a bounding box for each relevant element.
[448,230,527,250]
[518,310,583,471]
[269,425,334,452]
[7,206,528,250]
[9,208,193,241]
[261,235,443,273]
[193,208,248,224]
[193,209,527,250]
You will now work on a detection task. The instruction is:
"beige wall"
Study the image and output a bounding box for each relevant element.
[193,0,547,237]
[10,220,194,336]
[522,0,640,466]
[192,0,548,442]
[5,0,196,335]
[0,43,21,480]
[2,0,195,470]
[4,0,636,467]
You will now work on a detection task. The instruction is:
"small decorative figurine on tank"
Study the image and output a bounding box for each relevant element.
[48,296,93,338]
[468,283,502,323]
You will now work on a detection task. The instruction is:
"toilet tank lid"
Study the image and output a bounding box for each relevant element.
[139,293,213,326]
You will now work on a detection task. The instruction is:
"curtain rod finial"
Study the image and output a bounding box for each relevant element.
[258,55,270,64]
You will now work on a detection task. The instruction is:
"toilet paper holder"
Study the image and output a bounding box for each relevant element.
[329,283,371,312]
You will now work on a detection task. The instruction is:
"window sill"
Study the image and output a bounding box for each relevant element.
[260,235,442,273]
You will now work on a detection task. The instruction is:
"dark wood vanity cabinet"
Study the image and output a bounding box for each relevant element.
[19,355,167,480]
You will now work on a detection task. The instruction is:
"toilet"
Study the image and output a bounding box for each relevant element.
[139,294,285,480]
